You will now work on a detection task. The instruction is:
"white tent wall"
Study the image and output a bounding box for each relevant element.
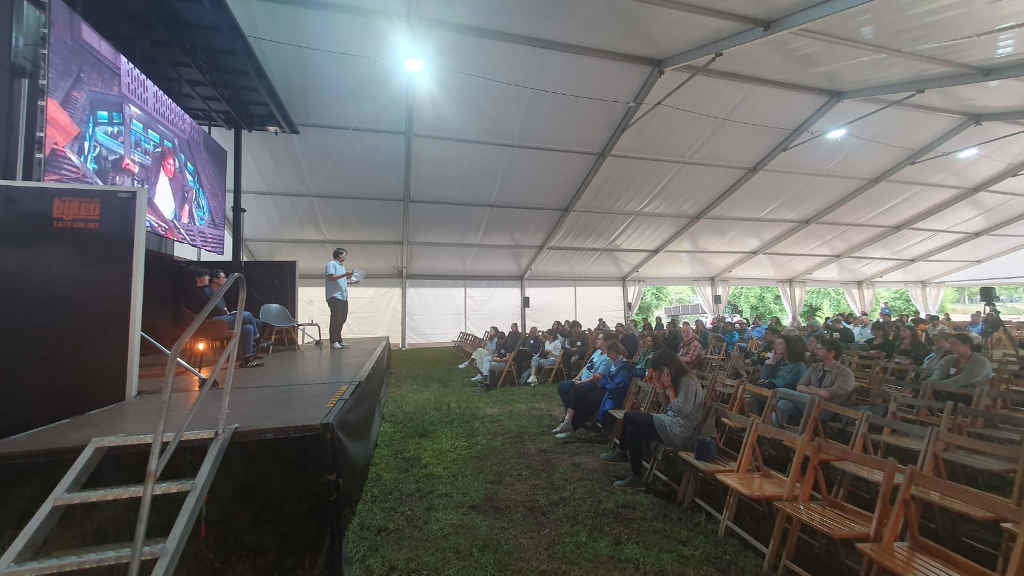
[574,283,625,329]
[525,282,575,330]
[406,280,467,345]
[466,281,523,336]
[298,278,402,345]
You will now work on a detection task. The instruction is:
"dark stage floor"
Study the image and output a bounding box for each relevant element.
[0,337,389,460]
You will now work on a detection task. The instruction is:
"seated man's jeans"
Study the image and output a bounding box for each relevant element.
[216,313,257,357]
[774,388,835,427]
[215,311,262,335]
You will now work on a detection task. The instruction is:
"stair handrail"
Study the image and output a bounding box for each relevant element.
[128,272,246,576]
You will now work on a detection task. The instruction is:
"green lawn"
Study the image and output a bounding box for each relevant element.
[348,348,761,576]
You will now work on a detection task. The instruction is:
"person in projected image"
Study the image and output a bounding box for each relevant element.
[149,147,193,225]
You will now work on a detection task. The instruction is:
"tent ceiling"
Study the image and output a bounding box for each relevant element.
[220,0,1024,284]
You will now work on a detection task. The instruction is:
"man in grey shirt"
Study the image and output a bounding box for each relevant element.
[776,339,856,426]
[325,248,355,349]
[926,333,992,401]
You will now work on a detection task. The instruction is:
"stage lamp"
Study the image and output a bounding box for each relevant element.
[403,58,424,72]
[957,147,980,159]
[196,340,207,352]
[825,128,847,140]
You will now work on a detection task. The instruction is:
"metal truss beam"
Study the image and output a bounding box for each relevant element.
[724,118,975,279]
[523,66,663,279]
[624,96,841,279]
[843,61,1024,100]
[662,0,874,70]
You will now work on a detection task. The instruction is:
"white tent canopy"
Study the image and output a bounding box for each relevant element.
[192,0,1024,343]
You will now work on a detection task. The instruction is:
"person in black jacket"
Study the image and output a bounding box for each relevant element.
[184,267,261,368]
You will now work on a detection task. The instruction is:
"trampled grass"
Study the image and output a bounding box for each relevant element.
[348,348,761,576]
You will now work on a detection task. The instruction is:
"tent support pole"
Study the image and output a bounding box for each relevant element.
[622,281,630,326]
[231,128,244,264]
[521,278,527,332]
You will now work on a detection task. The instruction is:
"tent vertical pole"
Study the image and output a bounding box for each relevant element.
[622,280,630,325]
[520,278,527,331]
[231,128,243,264]
[401,274,407,349]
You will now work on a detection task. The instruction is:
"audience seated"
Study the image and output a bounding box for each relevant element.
[552,333,613,436]
[775,338,855,426]
[617,323,639,359]
[654,316,665,331]
[604,349,715,489]
[553,340,631,440]
[522,330,562,386]
[459,326,499,374]
[679,323,704,370]
[759,334,807,390]
[926,333,993,401]
[693,319,710,349]
[894,324,927,366]
[720,321,739,353]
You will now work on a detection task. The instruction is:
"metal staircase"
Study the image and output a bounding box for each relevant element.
[0,274,248,576]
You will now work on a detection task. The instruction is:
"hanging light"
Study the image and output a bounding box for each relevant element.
[403,58,424,72]
[825,128,847,140]
[957,147,980,159]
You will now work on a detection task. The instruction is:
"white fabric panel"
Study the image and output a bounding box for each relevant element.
[626,280,645,320]
[414,0,748,59]
[806,258,898,282]
[937,248,1024,283]
[772,102,963,178]
[242,196,403,242]
[711,172,861,220]
[638,252,737,279]
[229,0,405,130]
[880,85,1024,118]
[551,212,633,248]
[905,283,926,316]
[411,138,590,209]
[916,194,1024,234]
[711,33,953,92]
[877,261,966,283]
[693,281,714,319]
[932,236,1016,262]
[575,284,624,330]
[609,217,688,250]
[466,281,521,335]
[854,230,965,260]
[718,281,732,315]
[616,76,824,164]
[640,164,747,215]
[532,250,647,279]
[579,156,681,212]
[297,279,402,344]
[406,280,466,344]
[899,125,1024,189]
[729,255,832,279]
[809,0,1024,71]
[525,282,575,329]
[672,220,793,252]
[777,281,806,326]
[821,181,964,227]
[215,128,404,200]
[842,283,875,315]
[995,221,1024,236]
[408,204,558,246]
[772,224,888,256]
[249,242,401,277]
[407,245,535,276]
[926,284,946,316]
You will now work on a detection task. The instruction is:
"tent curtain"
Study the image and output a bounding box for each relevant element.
[694,281,715,317]
[718,280,732,315]
[905,283,926,316]
[626,280,645,320]
[842,282,876,315]
[777,281,806,326]
[925,283,945,316]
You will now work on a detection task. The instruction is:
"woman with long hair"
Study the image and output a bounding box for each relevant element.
[760,335,808,390]
[603,349,713,488]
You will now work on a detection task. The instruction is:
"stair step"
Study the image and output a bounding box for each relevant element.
[54,479,195,506]
[94,430,217,448]
[1,539,164,576]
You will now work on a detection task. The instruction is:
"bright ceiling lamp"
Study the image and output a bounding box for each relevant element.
[957,147,980,159]
[403,58,424,72]
[825,128,847,140]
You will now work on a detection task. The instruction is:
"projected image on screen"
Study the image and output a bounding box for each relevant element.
[43,0,228,254]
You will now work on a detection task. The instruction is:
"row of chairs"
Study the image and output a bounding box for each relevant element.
[452,332,571,388]
[610,353,1024,575]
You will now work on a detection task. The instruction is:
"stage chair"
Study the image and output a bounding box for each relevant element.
[259,304,322,353]
[714,399,818,553]
[764,438,901,575]
[857,467,1024,576]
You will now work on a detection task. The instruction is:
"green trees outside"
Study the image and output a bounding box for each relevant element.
[632,285,697,322]
[870,288,917,317]
[725,286,786,321]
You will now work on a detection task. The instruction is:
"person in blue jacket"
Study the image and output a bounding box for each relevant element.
[554,340,631,440]
[721,321,740,353]
[759,335,808,390]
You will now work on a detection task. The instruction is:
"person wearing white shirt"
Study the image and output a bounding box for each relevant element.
[325,248,356,350]
[525,330,562,386]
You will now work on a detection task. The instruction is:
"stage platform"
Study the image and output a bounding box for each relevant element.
[0,337,390,461]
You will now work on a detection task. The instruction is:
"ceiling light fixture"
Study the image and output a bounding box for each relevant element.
[957,147,980,159]
[403,58,424,72]
[825,128,847,140]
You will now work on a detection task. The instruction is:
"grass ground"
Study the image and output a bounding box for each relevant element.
[347,348,761,575]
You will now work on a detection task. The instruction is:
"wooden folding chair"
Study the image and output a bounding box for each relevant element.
[539,350,566,386]
[830,414,933,500]
[922,427,1024,507]
[606,378,656,451]
[493,349,530,388]
[765,439,901,575]
[850,353,883,404]
[857,467,1024,576]
[715,401,818,553]
[955,404,1024,445]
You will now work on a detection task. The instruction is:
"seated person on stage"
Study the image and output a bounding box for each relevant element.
[679,323,704,370]
[925,333,992,401]
[553,341,631,440]
[522,330,562,386]
[603,349,715,488]
[775,339,855,426]
[551,333,612,436]
[208,269,263,337]
[184,267,262,368]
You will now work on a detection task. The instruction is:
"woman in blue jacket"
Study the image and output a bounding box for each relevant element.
[759,335,807,390]
[554,341,631,439]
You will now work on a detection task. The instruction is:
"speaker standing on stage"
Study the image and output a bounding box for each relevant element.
[326,248,355,350]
